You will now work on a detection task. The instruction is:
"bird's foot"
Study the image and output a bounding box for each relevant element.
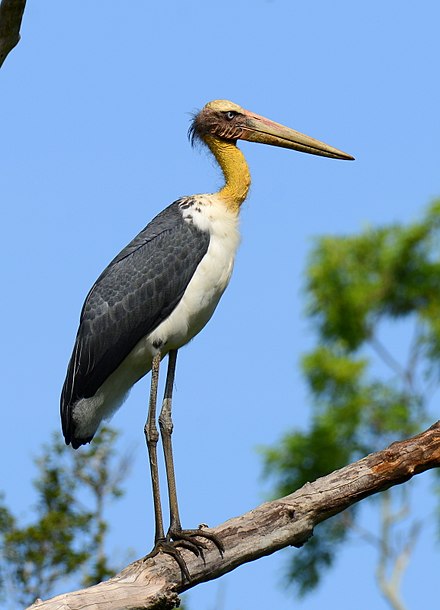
[170,524,224,560]
[144,525,224,583]
[144,538,195,582]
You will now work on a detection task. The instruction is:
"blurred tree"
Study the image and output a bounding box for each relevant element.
[263,200,440,610]
[0,426,130,607]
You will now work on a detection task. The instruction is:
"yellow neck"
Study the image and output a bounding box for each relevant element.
[204,135,251,214]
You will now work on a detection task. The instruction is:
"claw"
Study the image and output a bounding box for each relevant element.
[174,537,207,562]
[143,540,192,582]
[173,527,224,556]
[169,527,224,560]
[144,528,223,584]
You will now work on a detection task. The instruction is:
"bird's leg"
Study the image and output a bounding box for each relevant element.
[144,351,165,543]
[158,349,182,533]
[159,349,224,560]
[144,349,223,582]
[143,350,200,581]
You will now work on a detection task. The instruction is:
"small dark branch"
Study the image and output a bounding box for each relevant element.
[27,422,440,610]
[369,335,407,381]
[0,0,27,69]
[405,322,422,392]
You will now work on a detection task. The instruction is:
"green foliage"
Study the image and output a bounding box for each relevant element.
[0,495,14,601]
[306,200,440,351]
[0,426,129,607]
[262,199,440,598]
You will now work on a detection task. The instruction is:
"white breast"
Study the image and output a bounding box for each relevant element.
[149,193,240,349]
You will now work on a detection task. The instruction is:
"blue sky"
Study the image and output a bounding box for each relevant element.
[1,1,439,608]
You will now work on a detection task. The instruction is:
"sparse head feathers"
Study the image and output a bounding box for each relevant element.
[188,100,247,146]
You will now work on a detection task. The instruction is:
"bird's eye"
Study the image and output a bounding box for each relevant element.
[225,111,237,120]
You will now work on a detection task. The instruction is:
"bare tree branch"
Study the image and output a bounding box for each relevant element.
[27,421,440,610]
[0,0,26,69]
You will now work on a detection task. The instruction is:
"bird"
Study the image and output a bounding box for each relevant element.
[61,99,354,576]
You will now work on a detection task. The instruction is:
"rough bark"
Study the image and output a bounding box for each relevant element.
[0,0,26,68]
[27,421,440,610]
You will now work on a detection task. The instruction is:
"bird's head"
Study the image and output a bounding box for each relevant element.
[189,99,354,161]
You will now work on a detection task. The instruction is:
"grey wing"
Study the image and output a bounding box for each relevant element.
[61,200,210,439]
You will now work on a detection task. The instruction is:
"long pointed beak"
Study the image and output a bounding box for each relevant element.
[240,111,354,161]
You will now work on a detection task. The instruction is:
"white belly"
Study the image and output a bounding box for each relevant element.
[71,194,240,439]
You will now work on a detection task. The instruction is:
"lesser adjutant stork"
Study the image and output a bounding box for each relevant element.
[61,99,354,576]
